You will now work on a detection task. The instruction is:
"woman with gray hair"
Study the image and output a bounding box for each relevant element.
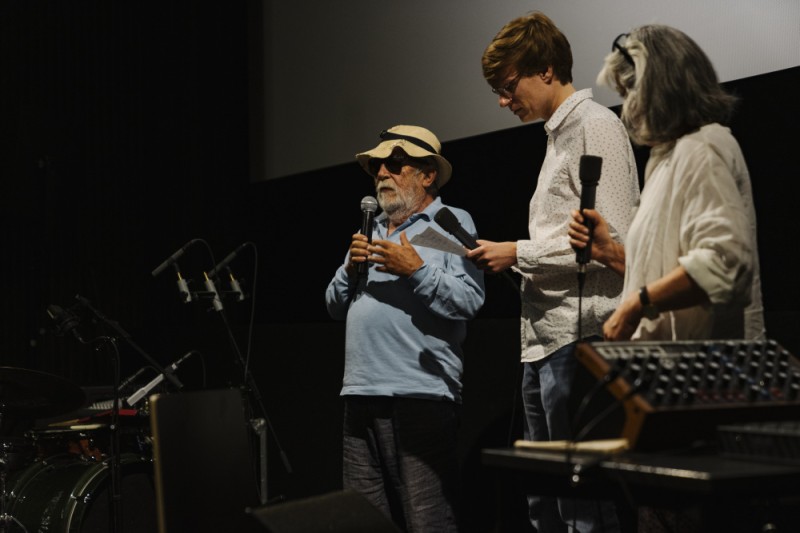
[569,24,765,343]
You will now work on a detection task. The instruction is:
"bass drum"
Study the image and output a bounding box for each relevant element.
[7,453,157,532]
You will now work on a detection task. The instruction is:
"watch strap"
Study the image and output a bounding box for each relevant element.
[639,285,659,319]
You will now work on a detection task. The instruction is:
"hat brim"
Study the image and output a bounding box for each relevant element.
[356,139,452,188]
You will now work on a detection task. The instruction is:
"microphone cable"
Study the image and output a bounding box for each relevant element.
[569,361,623,439]
[573,364,653,445]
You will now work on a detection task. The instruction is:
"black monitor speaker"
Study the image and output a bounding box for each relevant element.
[246,489,401,533]
[149,388,260,533]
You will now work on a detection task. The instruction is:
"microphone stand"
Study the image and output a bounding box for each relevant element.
[74,294,185,533]
[206,281,293,502]
[75,295,184,390]
[221,306,292,470]
[98,336,123,533]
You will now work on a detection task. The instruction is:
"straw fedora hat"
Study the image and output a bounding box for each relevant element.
[355,125,452,188]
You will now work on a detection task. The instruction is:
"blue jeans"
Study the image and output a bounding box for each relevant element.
[522,339,620,533]
[342,396,460,533]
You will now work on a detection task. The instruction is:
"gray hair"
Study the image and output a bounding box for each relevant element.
[414,156,440,198]
[597,25,737,146]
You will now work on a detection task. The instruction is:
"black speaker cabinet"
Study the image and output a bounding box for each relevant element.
[246,490,401,533]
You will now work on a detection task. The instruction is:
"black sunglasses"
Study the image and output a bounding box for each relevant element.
[368,155,415,176]
[612,33,635,67]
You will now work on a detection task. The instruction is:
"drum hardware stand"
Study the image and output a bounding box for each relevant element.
[0,417,28,533]
[0,464,28,533]
[96,336,124,533]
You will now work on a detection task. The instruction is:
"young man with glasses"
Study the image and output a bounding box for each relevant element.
[325,125,485,532]
[469,12,640,533]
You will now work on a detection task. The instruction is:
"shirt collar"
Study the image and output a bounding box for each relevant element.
[544,88,593,135]
[376,197,443,229]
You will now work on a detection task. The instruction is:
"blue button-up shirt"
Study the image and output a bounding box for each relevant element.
[326,197,485,403]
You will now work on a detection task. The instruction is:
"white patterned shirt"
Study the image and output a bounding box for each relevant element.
[517,88,640,362]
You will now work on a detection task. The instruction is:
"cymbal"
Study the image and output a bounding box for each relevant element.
[0,367,86,419]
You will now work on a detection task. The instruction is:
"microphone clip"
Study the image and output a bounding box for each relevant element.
[174,263,193,302]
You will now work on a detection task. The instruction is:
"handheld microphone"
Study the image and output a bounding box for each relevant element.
[357,196,378,276]
[576,155,603,270]
[434,207,519,292]
[434,207,479,249]
[151,239,201,278]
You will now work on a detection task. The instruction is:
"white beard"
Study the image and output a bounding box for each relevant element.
[377,176,427,224]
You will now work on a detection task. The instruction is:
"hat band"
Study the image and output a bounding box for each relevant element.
[379,130,438,155]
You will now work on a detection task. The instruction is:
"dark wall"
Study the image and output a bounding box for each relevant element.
[1,1,251,381]
[1,2,799,528]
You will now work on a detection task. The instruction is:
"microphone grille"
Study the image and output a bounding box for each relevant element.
[433,207,459,231]
[579,155,603,185]
[361,196,378,213]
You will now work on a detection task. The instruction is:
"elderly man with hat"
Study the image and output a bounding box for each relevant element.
[325,125,485,532]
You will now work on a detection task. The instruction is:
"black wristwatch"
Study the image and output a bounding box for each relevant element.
[639,285,660,320]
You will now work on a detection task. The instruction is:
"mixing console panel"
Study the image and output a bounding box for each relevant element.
[574,339,800,451]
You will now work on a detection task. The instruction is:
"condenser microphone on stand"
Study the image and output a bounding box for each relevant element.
[46,303,85,343]
[152,239,202,303]
[208,243,247,279]
[151,239,200,277]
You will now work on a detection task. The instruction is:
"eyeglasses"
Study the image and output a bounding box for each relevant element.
[491,73,523,99]
[612,33,635,67]
[368,155,415,176]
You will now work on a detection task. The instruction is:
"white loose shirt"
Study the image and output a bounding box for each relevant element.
[517,89,640,362]
[625,123,765,341]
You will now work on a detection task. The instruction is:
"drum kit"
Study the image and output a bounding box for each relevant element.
[0,367,156,532]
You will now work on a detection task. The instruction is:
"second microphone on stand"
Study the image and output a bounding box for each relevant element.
[209,243,251,303]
